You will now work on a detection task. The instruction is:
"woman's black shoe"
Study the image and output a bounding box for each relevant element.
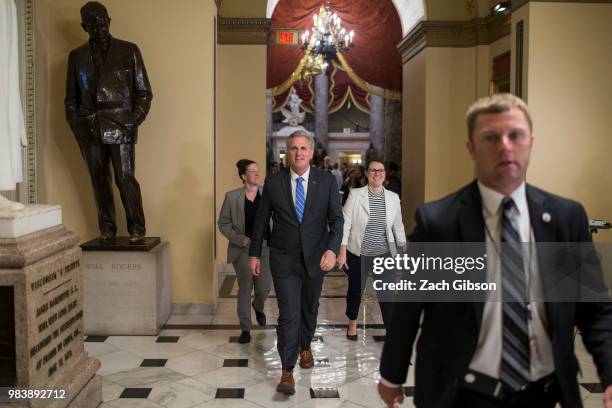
[346,329,358,341]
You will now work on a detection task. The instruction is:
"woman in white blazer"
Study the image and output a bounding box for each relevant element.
[337,160,406,340]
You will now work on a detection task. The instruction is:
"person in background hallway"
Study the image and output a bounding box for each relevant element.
[331,163,343,190]
[320,156,333,171]
[378,93,612,408]
[341,165,364,206]
[337,160,406,340]
[313,141,327,168]
[385,162,401,196]
[340,162,349,179]
[218,159,271,344]
[248,131,343,395]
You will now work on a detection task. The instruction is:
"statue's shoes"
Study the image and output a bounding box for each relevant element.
[129,233,145,244]
[99,231,116,244]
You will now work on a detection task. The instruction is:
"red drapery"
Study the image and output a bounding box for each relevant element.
[268,0,402,94]
[273,61,370,113]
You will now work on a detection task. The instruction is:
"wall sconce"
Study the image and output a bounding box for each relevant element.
[491,1,510,14]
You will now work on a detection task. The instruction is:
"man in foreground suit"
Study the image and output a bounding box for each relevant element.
[378,93,612,407]
[65,1,152,243]
[249,131,343,394]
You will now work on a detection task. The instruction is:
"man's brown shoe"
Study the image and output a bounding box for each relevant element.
[299,349,314,369]
[276,370,295,394]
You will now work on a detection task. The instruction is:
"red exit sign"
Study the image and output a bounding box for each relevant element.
[275,30,299,45]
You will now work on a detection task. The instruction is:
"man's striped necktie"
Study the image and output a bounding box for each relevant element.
[499,196,531,392]
[295,176,305,223]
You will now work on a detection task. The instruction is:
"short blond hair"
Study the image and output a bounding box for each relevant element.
[466,93,533,139]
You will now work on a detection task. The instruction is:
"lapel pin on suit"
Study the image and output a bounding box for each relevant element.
[542,212,551,223]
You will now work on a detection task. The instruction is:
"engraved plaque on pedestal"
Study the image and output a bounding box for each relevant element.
[0,206,101,408]
[82,241,171,335]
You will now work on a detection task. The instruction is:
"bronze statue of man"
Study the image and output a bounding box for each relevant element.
[65,1,152,244]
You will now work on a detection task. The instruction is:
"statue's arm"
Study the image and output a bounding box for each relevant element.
[64,51,79,124]
[131,45,153,127]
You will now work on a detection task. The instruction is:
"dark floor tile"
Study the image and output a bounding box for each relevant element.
[373,335,386,342]
[229,336,240,343]
[580,383,604,393]
[140,359,167,367]
[223,359,248,367]
[119,388,151,398]
[156,336,179,343]
[404,386,415,397]
[215,388,245,398]
[310,387,340,398]
[84,336,108,342]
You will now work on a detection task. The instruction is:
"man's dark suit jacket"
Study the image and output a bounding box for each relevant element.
[380,180,612,408]
[249,167,344,277]
[65,36,153,145]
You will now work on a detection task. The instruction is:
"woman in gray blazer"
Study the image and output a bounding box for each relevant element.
[218,159,272,343]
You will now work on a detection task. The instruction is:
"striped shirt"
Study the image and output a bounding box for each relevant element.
[360,188,389,256]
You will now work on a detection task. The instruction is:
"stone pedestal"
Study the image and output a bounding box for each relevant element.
[0,206,101,408]
[81,242,171,335]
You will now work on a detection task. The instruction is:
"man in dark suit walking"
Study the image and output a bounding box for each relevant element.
[65,1,152,243]
[378,93,612,407]
[249,130,343,394]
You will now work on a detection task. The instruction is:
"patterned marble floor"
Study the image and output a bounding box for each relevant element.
[89,272,606,408]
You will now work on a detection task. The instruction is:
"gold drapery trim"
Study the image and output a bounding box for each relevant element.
[270,54,310,97]
[327,62,370,114]
[336,53,401,101]
[269,52,401,101]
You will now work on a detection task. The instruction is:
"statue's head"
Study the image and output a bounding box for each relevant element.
[80,1,111,45]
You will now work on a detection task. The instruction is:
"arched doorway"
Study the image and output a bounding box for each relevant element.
[266,0,408,193]
[266,0,425,35]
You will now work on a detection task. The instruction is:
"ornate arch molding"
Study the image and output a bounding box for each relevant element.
[265,0,425,36]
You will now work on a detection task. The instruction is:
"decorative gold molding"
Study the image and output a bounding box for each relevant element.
[512,0,612,11]
[217,17,271,44]
[397,11,511,63]
[24,0,36,204]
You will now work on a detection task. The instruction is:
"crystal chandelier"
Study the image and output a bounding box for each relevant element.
[299,0,354,78]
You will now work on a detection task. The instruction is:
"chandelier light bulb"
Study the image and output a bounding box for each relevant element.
[299,0,355,79]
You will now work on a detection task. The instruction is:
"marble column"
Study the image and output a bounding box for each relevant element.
[369,88,384,159]
[314,73,329,149]
[266,94,273,142]
[266,94,274,166]
[383,97,402,166]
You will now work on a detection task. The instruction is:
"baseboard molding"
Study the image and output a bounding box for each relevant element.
[171,303,216,315]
